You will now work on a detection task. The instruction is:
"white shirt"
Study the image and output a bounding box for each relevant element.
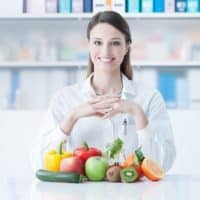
[30,73,176,173]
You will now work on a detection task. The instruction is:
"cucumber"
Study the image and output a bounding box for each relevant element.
[36,169,87,183]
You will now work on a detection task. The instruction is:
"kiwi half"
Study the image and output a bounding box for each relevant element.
[120,167,138,183]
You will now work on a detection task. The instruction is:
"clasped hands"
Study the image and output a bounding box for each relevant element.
[87,94,128,119]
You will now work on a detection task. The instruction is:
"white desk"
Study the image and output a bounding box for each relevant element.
[1,175,200,200]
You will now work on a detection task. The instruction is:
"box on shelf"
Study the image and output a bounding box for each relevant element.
[72,0,83,13]
[26,0,46,14]
[0,0,23,16]
[58,0,72,13]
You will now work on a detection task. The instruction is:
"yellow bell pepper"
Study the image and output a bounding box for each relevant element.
[44,140,72,171]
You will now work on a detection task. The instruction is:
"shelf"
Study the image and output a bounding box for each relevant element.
[0,61,199,68]
[0,13,200,20]
[0,61,87,68]
[133,61,200,68]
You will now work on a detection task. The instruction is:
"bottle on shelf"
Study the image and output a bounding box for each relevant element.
[126,0,140,13]
[141,0,154,13]
[72,0,83,13]
[45,0,58,13]
[175,0,187,12]
[83,0,93,12]
[165,0,175,13]
[58,0,72,13]
[187,0,199,13]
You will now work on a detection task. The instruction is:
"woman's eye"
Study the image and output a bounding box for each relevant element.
[94,41,102,46]
[112,41,120,46]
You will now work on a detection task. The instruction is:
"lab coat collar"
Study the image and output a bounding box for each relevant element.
[80,73,136,97]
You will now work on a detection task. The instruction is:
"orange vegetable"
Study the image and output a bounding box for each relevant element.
[123,153,143,180]
[123,154,137,168]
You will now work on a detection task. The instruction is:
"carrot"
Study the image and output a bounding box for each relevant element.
[123,154,136,168]
[123,152,144,180]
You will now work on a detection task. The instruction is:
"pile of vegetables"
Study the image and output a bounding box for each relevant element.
[36,138,165,183]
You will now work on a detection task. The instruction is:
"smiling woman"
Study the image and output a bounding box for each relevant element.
[30,11,176,174]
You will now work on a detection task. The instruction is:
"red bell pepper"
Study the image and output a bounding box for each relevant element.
[73,142,102,163]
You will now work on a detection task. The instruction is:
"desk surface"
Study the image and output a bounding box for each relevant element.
[1,174,200,200]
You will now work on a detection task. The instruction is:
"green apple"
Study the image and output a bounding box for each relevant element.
[85,156,109,181]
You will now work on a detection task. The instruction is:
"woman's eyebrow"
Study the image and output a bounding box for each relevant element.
[111,37,121,40]
[91,37,102,40]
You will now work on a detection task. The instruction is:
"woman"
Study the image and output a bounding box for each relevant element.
[31,11,176,172]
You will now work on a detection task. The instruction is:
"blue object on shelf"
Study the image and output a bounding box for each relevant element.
[187,0,199,12]
[126,0,140,12]
[154,0,165,12]
[141,0,153,12]
[175,0,187,12]
[59,0,72,13]
[9,70,20,109]
[84,0,93,12]
[176,75,189,108]
[157,71,177,108]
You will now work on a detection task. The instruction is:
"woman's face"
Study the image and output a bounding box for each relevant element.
[88,23,129,73]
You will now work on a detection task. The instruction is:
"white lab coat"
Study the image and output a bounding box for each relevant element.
[30,73,176,173]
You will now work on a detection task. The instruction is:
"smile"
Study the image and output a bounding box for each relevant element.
[98,57,114,63]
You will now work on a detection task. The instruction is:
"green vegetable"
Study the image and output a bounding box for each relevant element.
[36,169,87,183]
[120,167,138,183]
[104,137,123,160]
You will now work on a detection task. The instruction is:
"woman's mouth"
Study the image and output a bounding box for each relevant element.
[98,57,114,63]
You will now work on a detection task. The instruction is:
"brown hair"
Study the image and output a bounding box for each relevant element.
[86,11,133,80]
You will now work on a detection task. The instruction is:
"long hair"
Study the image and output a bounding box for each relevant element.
[86,11,133,80]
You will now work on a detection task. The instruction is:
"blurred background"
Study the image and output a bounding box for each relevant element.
[0,0,200,180]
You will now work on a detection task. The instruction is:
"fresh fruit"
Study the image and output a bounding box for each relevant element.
[73,142,102,164]
[36,169,86,183]
[106,165,122,182]
[44,140,72,171]
[135,147,165,181]
[120,167,138,183]
[132,163,144,180]
[123,151,143,180]
[85,156,109,181]
[60,156,84,175]
[141,158,165,181]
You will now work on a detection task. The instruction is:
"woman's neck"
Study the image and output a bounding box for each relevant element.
[91,71,123,95]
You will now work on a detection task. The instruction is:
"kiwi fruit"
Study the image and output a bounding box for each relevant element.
[120,167,138,183]
[106,165,121,182]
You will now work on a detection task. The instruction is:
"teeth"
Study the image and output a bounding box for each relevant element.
[100,58,113,62]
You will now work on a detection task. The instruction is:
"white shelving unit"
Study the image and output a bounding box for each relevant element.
[0,13,199,69]
[0,13,200,20]
[0,13,200,110]
[0,61,199,68]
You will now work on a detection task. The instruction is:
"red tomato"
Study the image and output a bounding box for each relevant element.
[133,163,144,181]
[73,142,102,164]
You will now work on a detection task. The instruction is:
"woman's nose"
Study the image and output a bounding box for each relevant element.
[101,44,111,55]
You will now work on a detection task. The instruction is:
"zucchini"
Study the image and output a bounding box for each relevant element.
[36,169,87,183]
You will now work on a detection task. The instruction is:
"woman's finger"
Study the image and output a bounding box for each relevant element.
[102,110,115,119]
[92,99,120,109]
[88,96,102,104]
[95,107,113,114]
